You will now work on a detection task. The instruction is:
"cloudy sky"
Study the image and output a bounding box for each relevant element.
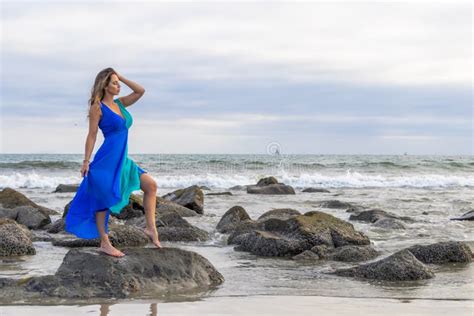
[1,1,472,155]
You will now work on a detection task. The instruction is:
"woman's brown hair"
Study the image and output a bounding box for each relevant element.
[87,67,116,118]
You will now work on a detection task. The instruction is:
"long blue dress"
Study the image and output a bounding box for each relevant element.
[65,98,147,239]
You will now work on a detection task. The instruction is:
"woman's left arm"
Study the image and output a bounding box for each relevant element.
[116,71,145,107]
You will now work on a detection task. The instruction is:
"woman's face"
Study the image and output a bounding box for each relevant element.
[105,73,121,95]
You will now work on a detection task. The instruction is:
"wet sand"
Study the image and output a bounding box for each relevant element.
[1,295,472,316]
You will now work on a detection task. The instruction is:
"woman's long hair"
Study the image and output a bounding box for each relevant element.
[87,67,116,118]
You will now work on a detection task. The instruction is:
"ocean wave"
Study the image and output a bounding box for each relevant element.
[1,170,473,190]
[0,160,80,169]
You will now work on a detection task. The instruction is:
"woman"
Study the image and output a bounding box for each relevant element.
[65,67,161,257]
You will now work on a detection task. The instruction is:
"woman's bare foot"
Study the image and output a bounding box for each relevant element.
[144,227,162,248]
[98,238,125,257]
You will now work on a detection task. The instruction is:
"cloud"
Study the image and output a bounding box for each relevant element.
[0,1,472,154]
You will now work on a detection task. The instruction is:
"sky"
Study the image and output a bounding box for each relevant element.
[1,0,472,155]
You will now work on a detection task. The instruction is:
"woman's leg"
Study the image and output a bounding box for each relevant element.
[140,173,162,248]
[96,209,125,257]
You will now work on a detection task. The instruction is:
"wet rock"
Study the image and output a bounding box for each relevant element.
[256,176,279,186]
[349,208,413,223]
[156,199,198,217]
[231,211,370,257]
[302,188,330,193]
[0,187,58,216]
[246,177,295,195]
[162,185,204,214]
[53,184,79,193]
[317,245,379,262]
[216,206,251,234]
[46,218,66,234]
[0,205,51,229]
[0,218,36,256]
[405,241,473,264]
[333,250,434,281]
[247,184,296,195]
[227,220,260,244]
[257,208,301,221]
[53,224,149,248]
[450,210,474,221]
[318,200,354,209]
[9,247,225,299]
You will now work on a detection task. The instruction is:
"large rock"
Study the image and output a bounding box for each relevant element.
[333,250,434,281]
[216,206,251,234]
[161,185,204,214]
[0,205,51,229]
[231,211,370,257]
[0,187,57,216]
[256,176,279,186]
[405,241,473,264]
[0,218,36,256]
[5,247,224,299]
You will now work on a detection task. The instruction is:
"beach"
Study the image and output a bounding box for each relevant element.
[0,154,473,314]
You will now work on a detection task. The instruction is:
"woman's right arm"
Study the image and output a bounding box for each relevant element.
[81,102,101,176]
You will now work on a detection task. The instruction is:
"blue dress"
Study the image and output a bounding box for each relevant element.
[65,98,147,239]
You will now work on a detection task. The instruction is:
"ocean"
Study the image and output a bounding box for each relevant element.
[0,153,473,307]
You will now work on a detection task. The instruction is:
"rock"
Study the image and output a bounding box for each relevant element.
[372,218,406,230]
[112,194,145,220]
[199,186,211,191]
[405,241,473,264]
[349,208,413,223]
[234,230,306,257]
[0,218,36,256]
[52,184,79,193]
[53,224,149,247]
[0,187,56,218]
[256,176,279,186]
[450,210,474,221]
[127,212,209,242]
[333,250,434,281]
[257,208,301,221]
[46,218,65,234]
[0,205,51,229]
[216,206,251,233]
[156,199,198,217]
[320,245,379,262]
[206,192,233,196]
[162,185,204,214]
[318,200,354,209]
[247,184,296,195]
[227,220,260,244]
[302,187,330,193]
[11,247,224,299]
[231,211,370,257]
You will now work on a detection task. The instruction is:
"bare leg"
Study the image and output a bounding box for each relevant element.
[96,210,125,257]
[140,173,162,248]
